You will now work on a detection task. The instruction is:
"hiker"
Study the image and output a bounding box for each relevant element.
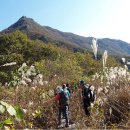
[62,84,71,98]
[66,83,71,95]
[62,84,71,116]
[79,80,96,116]
[55,86,70,128]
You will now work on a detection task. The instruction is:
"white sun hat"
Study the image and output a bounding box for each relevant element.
[56,86,63,93]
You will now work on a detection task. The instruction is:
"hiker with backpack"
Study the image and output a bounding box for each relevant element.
[62,84,71,98]
[79,80,96,116]
[62,84,71,117]
[55,86,70,128]
[66,83,71,95]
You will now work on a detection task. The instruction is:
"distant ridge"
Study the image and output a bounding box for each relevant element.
[1,16,130,56]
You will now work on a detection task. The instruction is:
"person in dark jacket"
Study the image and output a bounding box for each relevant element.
[55,86,69,128]
[79,80,96,116]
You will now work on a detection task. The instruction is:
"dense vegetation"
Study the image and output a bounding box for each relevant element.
[0,30,129,129]
[0,30,120,85]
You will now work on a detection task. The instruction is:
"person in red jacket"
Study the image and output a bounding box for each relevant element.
[55,86,69,128]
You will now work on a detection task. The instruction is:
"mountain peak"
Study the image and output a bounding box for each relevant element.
[18,16,34,22]
[2,16,38,33]
[19,16,27,19]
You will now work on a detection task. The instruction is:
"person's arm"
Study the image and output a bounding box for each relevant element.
[82,88,86,99]
[67,88,71,94]
[67,90,70,97]
[93,91,96,102]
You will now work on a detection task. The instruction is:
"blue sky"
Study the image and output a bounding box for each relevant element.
[1,0,130,42]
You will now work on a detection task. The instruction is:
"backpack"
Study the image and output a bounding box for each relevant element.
[59,91,69,106]
[82,86,95,103]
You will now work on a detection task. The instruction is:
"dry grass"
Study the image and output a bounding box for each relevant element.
[0,80,130,129]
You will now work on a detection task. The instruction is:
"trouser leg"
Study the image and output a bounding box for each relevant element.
[84,105,90,116]
[58,108,62,125]
[63,105,69,119]
[63,106,69,126]
[83,101,90,116]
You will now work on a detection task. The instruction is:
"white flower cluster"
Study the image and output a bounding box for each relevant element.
[93,66,130,86]
[48,89,55,97]
[122,57,130,66]
[32,74,43,86]
[8,63,44,87]
[17,63,36,86]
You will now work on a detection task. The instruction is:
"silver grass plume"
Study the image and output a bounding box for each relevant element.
[121,58,126,64]
[102,50,108,68]
[91,38,98,60]
[1,62,16,67]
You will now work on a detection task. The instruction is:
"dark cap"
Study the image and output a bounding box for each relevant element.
[79,80,85,85]
[62,84,66,89]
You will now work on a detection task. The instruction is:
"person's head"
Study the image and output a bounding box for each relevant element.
[79,80,85,86]
[79,80,86,89]
[62,84,66,89]
[56,86,63,93]
[66,83,70,87]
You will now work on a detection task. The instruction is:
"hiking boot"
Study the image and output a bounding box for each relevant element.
[58,124,63,128]
[65,124,69,128]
